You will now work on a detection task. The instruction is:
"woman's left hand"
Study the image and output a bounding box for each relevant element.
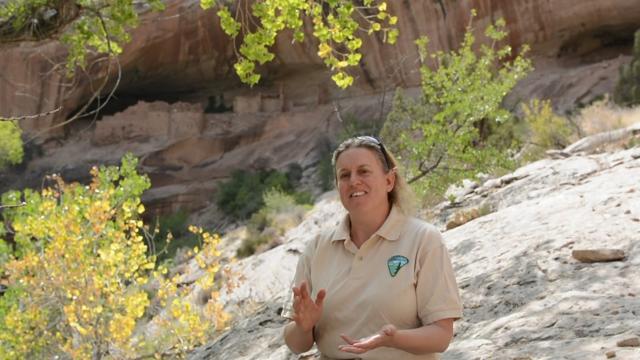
[338,324,397,354]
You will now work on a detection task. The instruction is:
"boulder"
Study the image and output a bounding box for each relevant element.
[617,337,640,347]
[572,249,626,263]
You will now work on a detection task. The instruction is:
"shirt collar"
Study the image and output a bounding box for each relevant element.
[331,206,406,242]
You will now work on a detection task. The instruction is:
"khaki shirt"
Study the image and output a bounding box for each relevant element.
[283,206,463,359]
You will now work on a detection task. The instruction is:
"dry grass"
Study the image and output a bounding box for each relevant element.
[576,97,640,136]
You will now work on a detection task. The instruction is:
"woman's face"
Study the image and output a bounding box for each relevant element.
[334,147,395,215]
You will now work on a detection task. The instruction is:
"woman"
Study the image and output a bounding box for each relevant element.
[283,136,463,359]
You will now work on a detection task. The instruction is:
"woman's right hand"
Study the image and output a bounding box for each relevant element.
[291,280,326,333]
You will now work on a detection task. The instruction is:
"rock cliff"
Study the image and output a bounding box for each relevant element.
[2,0,640,219]
[2,0,640,138]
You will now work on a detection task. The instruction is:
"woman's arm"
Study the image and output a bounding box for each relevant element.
[339,318,454,355]
[283,322,315,354]
[283,281,326,354]
[388,318,454,354]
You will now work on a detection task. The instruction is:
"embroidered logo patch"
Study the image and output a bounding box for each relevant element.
[387,255,409,277]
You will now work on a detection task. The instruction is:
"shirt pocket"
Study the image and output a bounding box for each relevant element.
[369,255,420,329]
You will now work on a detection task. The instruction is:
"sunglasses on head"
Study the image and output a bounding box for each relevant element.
[355,136,391,170]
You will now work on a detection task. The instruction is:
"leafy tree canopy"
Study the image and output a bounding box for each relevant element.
[382,12,533,200]
[0,0,398,88]
[0,154,226,359]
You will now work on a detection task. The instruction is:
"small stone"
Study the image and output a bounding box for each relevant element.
[572,249,626,263]
[624,209,631,214]
[606,350,616,358]
[616,336,640,347]
[546,149,571,159]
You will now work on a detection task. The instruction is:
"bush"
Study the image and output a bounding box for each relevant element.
[217,167,311,220]
[148,210,201,263]
[519,99,575,162]
[381,12,532,200]
[157,210,189,239]
[576,95,640,136]
[217,169,288,219]
[0,120,23,170]
[317,152,335,191]
[0,155,225,359]
[237,189,311,258]
[614,29,640,107]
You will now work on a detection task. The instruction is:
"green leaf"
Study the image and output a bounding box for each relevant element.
[200,0,216,10]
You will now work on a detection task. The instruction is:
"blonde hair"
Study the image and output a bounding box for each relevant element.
[332,136,416,215]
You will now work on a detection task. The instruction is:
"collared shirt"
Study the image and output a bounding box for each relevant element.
[283,206,463,360]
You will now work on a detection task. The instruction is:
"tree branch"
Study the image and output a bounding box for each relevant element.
[0,202,26,209]
[0,106,62,121]
[408,153,445,184]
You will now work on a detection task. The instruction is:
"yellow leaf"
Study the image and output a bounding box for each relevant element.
[317,43,332,58]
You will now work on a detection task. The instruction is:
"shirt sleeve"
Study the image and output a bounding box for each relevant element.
[281,234,317,320]
[416,227,463,325]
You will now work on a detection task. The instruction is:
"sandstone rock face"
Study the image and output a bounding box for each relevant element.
[2,0,640,139]
[1,98,337,216]
[92,101,205,146]
[185,145,640,359]
[0,84,395,220]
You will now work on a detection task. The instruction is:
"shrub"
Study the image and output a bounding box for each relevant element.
[519,99,575,162]
[381,12,532,200]
[0,155,225,359]
[614,29,640,107]
[217,167,311,220]
[575,95,640,136]
[217,169,288,219]
[148,210,201,263]
[157,210,189,239]
[317,152,335,191]
[237,188,310,258]
[0,120,23,170]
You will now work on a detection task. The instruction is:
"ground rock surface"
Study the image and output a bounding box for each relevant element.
[188,145,640,359]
